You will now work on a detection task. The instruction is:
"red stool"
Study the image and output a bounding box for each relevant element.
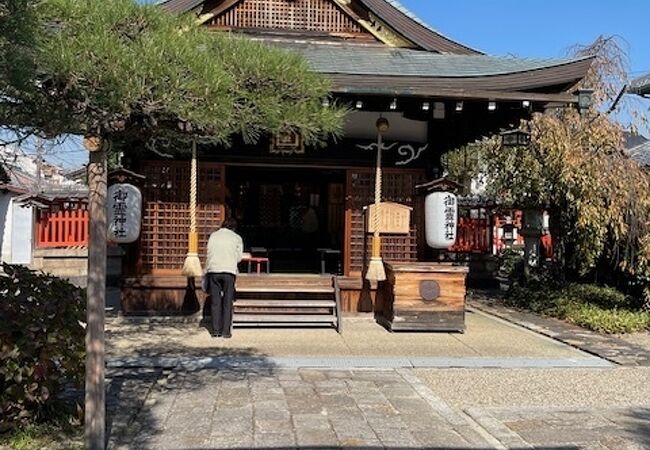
[243,256,270,274]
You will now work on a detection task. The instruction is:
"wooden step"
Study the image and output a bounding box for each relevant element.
[237,286,334,294]
[234,300,336,308]
[234,314,337,323]
[228,275,341,333]
[237,276,333,290]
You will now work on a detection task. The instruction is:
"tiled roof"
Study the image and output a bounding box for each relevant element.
[628,140,650,167]
[157,0,204,14]
[282,44,590,78]
[630,73,650,95]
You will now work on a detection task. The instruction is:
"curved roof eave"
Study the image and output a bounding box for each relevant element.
[358,0,482,55]
[289,45,594,80]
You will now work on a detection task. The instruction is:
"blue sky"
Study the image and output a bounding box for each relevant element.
[399,0,650,135]
[21,0,650,169]
[400,0,650,75]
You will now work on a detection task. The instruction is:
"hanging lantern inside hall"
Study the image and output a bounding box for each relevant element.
[107,183,142,243]
[425,192,458,249]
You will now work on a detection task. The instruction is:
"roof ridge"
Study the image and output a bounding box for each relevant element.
[629,140,650,153]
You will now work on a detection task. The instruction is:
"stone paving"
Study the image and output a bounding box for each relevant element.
[106,366,650,450]
[104,304,650,450]
[468,407,650,450]
[108,368,494,450]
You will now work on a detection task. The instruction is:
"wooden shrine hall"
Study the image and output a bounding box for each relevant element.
[120,0,592,327]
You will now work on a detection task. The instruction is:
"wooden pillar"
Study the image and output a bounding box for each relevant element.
[85,138,107,450]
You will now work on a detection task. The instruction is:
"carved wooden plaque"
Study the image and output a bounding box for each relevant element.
[270,130,304,155]
[366,202,412,234]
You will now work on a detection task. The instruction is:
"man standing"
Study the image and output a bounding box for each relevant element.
[205,218,243,338]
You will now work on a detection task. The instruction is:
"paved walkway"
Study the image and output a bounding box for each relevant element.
[107,366,650,450]
[106,309,649,450]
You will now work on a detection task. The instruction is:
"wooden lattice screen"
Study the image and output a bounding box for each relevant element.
[345,169,426,275]
[209,0,366,34]
[140,161,225,273]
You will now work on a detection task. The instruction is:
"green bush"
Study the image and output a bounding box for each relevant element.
[0,265,85,432]
[505,281,650,334]
[563,302,650,334]
[563,283,630,309]
[496,247,524,280]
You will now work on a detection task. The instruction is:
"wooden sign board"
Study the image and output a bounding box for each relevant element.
[366,202,412,234]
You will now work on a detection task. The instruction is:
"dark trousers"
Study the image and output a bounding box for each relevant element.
[208,273,236,335]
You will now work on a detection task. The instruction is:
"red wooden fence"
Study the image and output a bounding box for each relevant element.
[450,217,491,253]
[36,203,89,248]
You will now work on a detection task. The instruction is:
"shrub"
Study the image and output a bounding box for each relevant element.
[563,283,630,309]
[505,281,650,334]
[563,302,650,334]
[0,264,85,432]
[496,247,524,280]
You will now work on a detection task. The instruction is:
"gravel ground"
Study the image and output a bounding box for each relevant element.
[106,312,588,359]
[416,367,650,409]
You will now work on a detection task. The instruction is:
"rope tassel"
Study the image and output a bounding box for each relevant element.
[182,140,203,278]
[366,118,387,282]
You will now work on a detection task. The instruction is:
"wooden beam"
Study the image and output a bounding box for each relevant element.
[331,86,578,104]
[196,0,240,25]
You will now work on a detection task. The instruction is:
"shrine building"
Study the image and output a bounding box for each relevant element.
[119,0,592,326]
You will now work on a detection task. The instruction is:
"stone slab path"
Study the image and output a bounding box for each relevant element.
[106,367,650,450]
[468,407,650,450]
[108,368,495,450]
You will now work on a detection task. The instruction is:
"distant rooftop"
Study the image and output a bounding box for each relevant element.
[630,73,650,95]
[628,140,650,167]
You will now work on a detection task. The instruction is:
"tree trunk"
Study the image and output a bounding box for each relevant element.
[85,142,107,450]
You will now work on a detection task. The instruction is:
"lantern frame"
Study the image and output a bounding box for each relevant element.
[500,129,531,147]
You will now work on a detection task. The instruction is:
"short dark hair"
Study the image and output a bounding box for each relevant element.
[221,217,237,231]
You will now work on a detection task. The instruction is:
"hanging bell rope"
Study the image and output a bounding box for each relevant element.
[366,117,389,282]
[182,140,203,277]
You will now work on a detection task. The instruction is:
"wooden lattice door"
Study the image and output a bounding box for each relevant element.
[140,161,225,274]
[345,168,426,275]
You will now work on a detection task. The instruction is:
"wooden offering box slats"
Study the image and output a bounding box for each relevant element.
[378,263,468,332]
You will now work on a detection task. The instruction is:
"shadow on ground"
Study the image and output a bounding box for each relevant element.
[106,344,276,450]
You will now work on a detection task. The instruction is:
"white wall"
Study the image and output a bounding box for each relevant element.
[0,194,34,264]
[0,192,12,263]
[11,202,33,264]
[344,111,428,143]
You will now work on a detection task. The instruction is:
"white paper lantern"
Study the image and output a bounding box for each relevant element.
[107,183,142,243]
[425,192,458,249]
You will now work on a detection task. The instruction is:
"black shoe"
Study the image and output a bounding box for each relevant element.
[211,332,222,338]
[222,334,232,339]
